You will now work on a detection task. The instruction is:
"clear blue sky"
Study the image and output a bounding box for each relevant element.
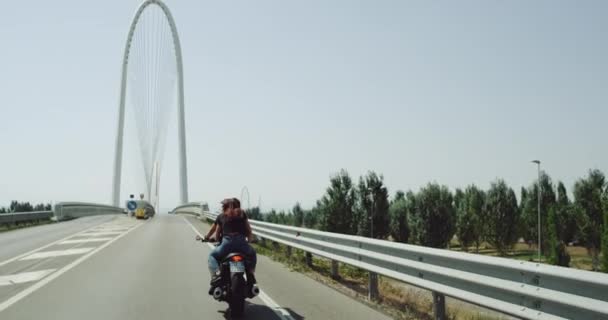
[0,0,606,212]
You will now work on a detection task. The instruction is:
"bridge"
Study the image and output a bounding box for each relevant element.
[0,1,607,319]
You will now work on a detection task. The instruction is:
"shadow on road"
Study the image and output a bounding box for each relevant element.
[218,301,305,320]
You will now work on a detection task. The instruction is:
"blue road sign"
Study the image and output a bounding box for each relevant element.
[127,200,137,211]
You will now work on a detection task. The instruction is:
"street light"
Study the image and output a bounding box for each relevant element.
[367,187,375,239]
[531,160,541,262]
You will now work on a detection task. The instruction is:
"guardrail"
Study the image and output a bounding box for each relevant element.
[0,211,54,227]
[175,207,608,320]
[54,202,125,221]
[171,202,211,218]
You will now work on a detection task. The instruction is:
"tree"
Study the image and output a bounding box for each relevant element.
[292,203,304,227]
[409,183,455,248]
[453,188,465,214]
[547,205,571,267]
[246,207,262,221]
[318,169,356,234]
[521,172,556,255]
[9,201,34,213]
[484,180,520,256]
[304,206,320,229]
[555,182,577,244]
[265,209,278,224]
[573,169,605,270]
[456,185,485,252]
[355,171,390,239]
[389,191,410,243]
[277,211,289,225]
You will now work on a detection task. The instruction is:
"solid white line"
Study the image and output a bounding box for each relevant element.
[180,216,295,320]
[77,231,123,237]
[58,238,113,245]
[258,291,296,320]
[20,248,95,260]
[0,221,143,313]
[0,270,56,286]
[0,220,113,268]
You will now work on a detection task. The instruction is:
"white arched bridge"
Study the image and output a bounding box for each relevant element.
[0,1,606,320]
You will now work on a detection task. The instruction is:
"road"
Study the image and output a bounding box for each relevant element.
[0,214,391,320]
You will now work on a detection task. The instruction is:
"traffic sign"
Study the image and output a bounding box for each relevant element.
[127,201,137,211]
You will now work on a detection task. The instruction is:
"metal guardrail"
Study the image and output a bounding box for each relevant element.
[175,207,608,320]
[0,211,54,226]
[54,202,125,221]
[171,202,211,217]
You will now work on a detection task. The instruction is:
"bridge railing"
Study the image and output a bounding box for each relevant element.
[54,202,125,221]
[0,211,54,227]
[171,202,211,217]
[177,208,608,320]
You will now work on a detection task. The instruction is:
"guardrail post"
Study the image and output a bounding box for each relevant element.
[286,245,292,257]
[368,272,379,300]
[331,260,340,279]
[305,252,313,267]
[433,292,446,320]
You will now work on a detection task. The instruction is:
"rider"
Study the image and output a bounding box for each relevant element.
[203,197,257,294]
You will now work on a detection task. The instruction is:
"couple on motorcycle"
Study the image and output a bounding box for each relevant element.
[201,197,257,296]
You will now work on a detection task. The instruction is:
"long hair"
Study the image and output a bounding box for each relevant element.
[222,198,243,218]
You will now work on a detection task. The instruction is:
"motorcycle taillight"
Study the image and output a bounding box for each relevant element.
[231,255,244,262]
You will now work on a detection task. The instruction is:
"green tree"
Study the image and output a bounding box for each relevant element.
[304,206,320,229]
[9,201,34,213]
[355,171,390,239]
[246,207,262,221]
[292,203,304,227]
[547,205,571,267]
[265,209,278,224]
[409,183,455,248]
[555,182,577,244]
[389,191,410,243]
[318,169,356,234]
[453,188,465,214]
[521,172,556,255]
[484,180,520,256]
[456,185,485,252]
[573,169,605,270]
[277,211,288,225]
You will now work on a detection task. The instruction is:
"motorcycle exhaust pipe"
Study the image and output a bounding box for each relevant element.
[212,287,223,300]
[250,285,260,297]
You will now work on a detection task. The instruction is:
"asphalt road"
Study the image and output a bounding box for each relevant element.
[0,214,391,320]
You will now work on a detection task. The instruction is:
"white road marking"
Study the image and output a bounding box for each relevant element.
[0,220,113,268]
[181,216,295,320]
[0,221,143,313]
[0,270,56,286]
[19,248,95,260]
[258,291,296,320]
[76,231,123,237]
[58,238,113,245]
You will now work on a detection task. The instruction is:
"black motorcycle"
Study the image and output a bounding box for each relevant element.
[197,236,259,317]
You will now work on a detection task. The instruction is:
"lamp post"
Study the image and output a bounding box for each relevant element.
[367,187,375,239]
[531,160,541,262]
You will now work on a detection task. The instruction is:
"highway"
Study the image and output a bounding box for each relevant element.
[0,214,391,320]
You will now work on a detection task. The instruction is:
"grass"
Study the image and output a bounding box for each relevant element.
[0,220,55,233]
[450,241,599,271]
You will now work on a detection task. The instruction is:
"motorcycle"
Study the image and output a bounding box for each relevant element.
[196,235,260,317]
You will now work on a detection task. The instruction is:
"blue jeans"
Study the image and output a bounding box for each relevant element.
[208,234,257,274]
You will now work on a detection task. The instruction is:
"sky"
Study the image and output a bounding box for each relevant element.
[0,1,606,212]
